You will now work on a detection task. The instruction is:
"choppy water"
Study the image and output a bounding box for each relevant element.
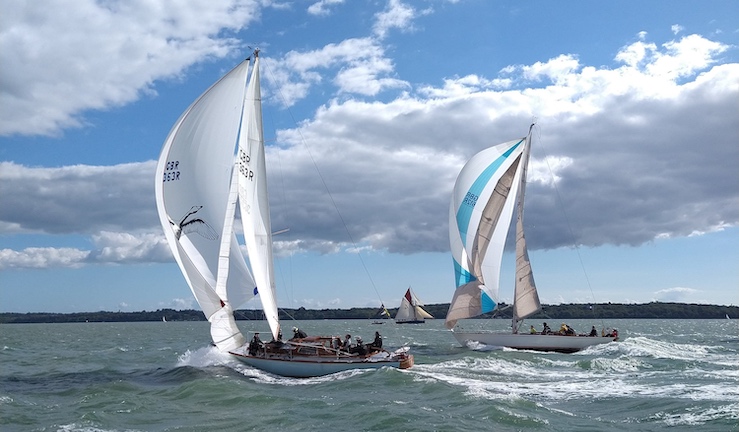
[1,318,737,431]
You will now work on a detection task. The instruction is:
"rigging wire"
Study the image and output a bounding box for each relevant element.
[534,124,606,329]
[262,57,387,309]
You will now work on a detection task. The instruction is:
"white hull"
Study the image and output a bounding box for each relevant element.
[230,353,404,378]
[229,339,413,378]
[452,330,616,353]
[230,346,413,378]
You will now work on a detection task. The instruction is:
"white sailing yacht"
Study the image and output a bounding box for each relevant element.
[446,125,617,353]
[395,287,434,324]
[155,50,413,377]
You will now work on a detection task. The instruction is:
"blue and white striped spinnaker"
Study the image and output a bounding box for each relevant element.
[446,127,541,331]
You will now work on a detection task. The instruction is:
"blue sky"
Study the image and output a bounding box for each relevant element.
[1,0,737,313]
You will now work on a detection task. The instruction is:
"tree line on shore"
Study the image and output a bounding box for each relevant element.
[1,302,736,324]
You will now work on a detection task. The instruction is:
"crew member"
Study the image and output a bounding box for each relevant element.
[248,332,263,355]
[292,326,307,339]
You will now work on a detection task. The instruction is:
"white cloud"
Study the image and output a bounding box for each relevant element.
[0,28,737,269]
[0,247,90,269]
[1,1,422,134]
[418,74,513,98]
[88,231,172,264]
[0,230,173,270]
[647,35,727,80]
[653,287,700,302]
[373,0,416,39]
[0,0,262,136]
[307,0,345,16]
[0,161,157,234]
[521,54,582,84]
[266,38,409,105]
[169,297,196,310]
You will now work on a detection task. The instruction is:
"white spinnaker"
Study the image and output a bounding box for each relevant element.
[237,55,281,341]
[155,59,256,349]
[446,139,525,328]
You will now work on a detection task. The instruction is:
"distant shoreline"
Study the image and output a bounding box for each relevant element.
[1,302,736,323]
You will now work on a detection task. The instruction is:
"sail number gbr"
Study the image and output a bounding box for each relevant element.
[162,160,180,182]
[463,191,479,207]
[238,149,254,181]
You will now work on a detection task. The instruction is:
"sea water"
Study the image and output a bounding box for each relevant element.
[1,318,737,431]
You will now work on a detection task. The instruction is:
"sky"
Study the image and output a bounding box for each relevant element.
[1,0,737,314]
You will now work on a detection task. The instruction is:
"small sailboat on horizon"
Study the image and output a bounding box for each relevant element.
[371,304,392,324]
[395,287,434,324]
[155,50,413,377]
[446,125,617,353]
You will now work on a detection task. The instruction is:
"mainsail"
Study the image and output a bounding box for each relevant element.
[511,126,540,327]
[445,127,541,330]
[155,58,258,351]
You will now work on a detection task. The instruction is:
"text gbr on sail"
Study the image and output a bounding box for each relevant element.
[238,148,254,180]
[162,160,180,182]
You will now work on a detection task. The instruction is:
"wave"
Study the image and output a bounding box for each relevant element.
[406,338,739,405]
[651,402,739,426]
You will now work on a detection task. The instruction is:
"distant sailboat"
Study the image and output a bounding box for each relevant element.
[372,304,391,324]
[395,287,434,324]
[155,50,413,377]
[446,125,617,353]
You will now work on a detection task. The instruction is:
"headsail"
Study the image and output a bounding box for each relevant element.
[446,129,540,329]
[155,58,257,351]
[236,52,281,342]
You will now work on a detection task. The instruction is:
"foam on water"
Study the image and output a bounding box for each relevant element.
[652,402,739,426]
[618,336,731,363]
[57,424,124,432]
[411,339,739,406]
[464,340,504,351]
[175,345,229,369]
